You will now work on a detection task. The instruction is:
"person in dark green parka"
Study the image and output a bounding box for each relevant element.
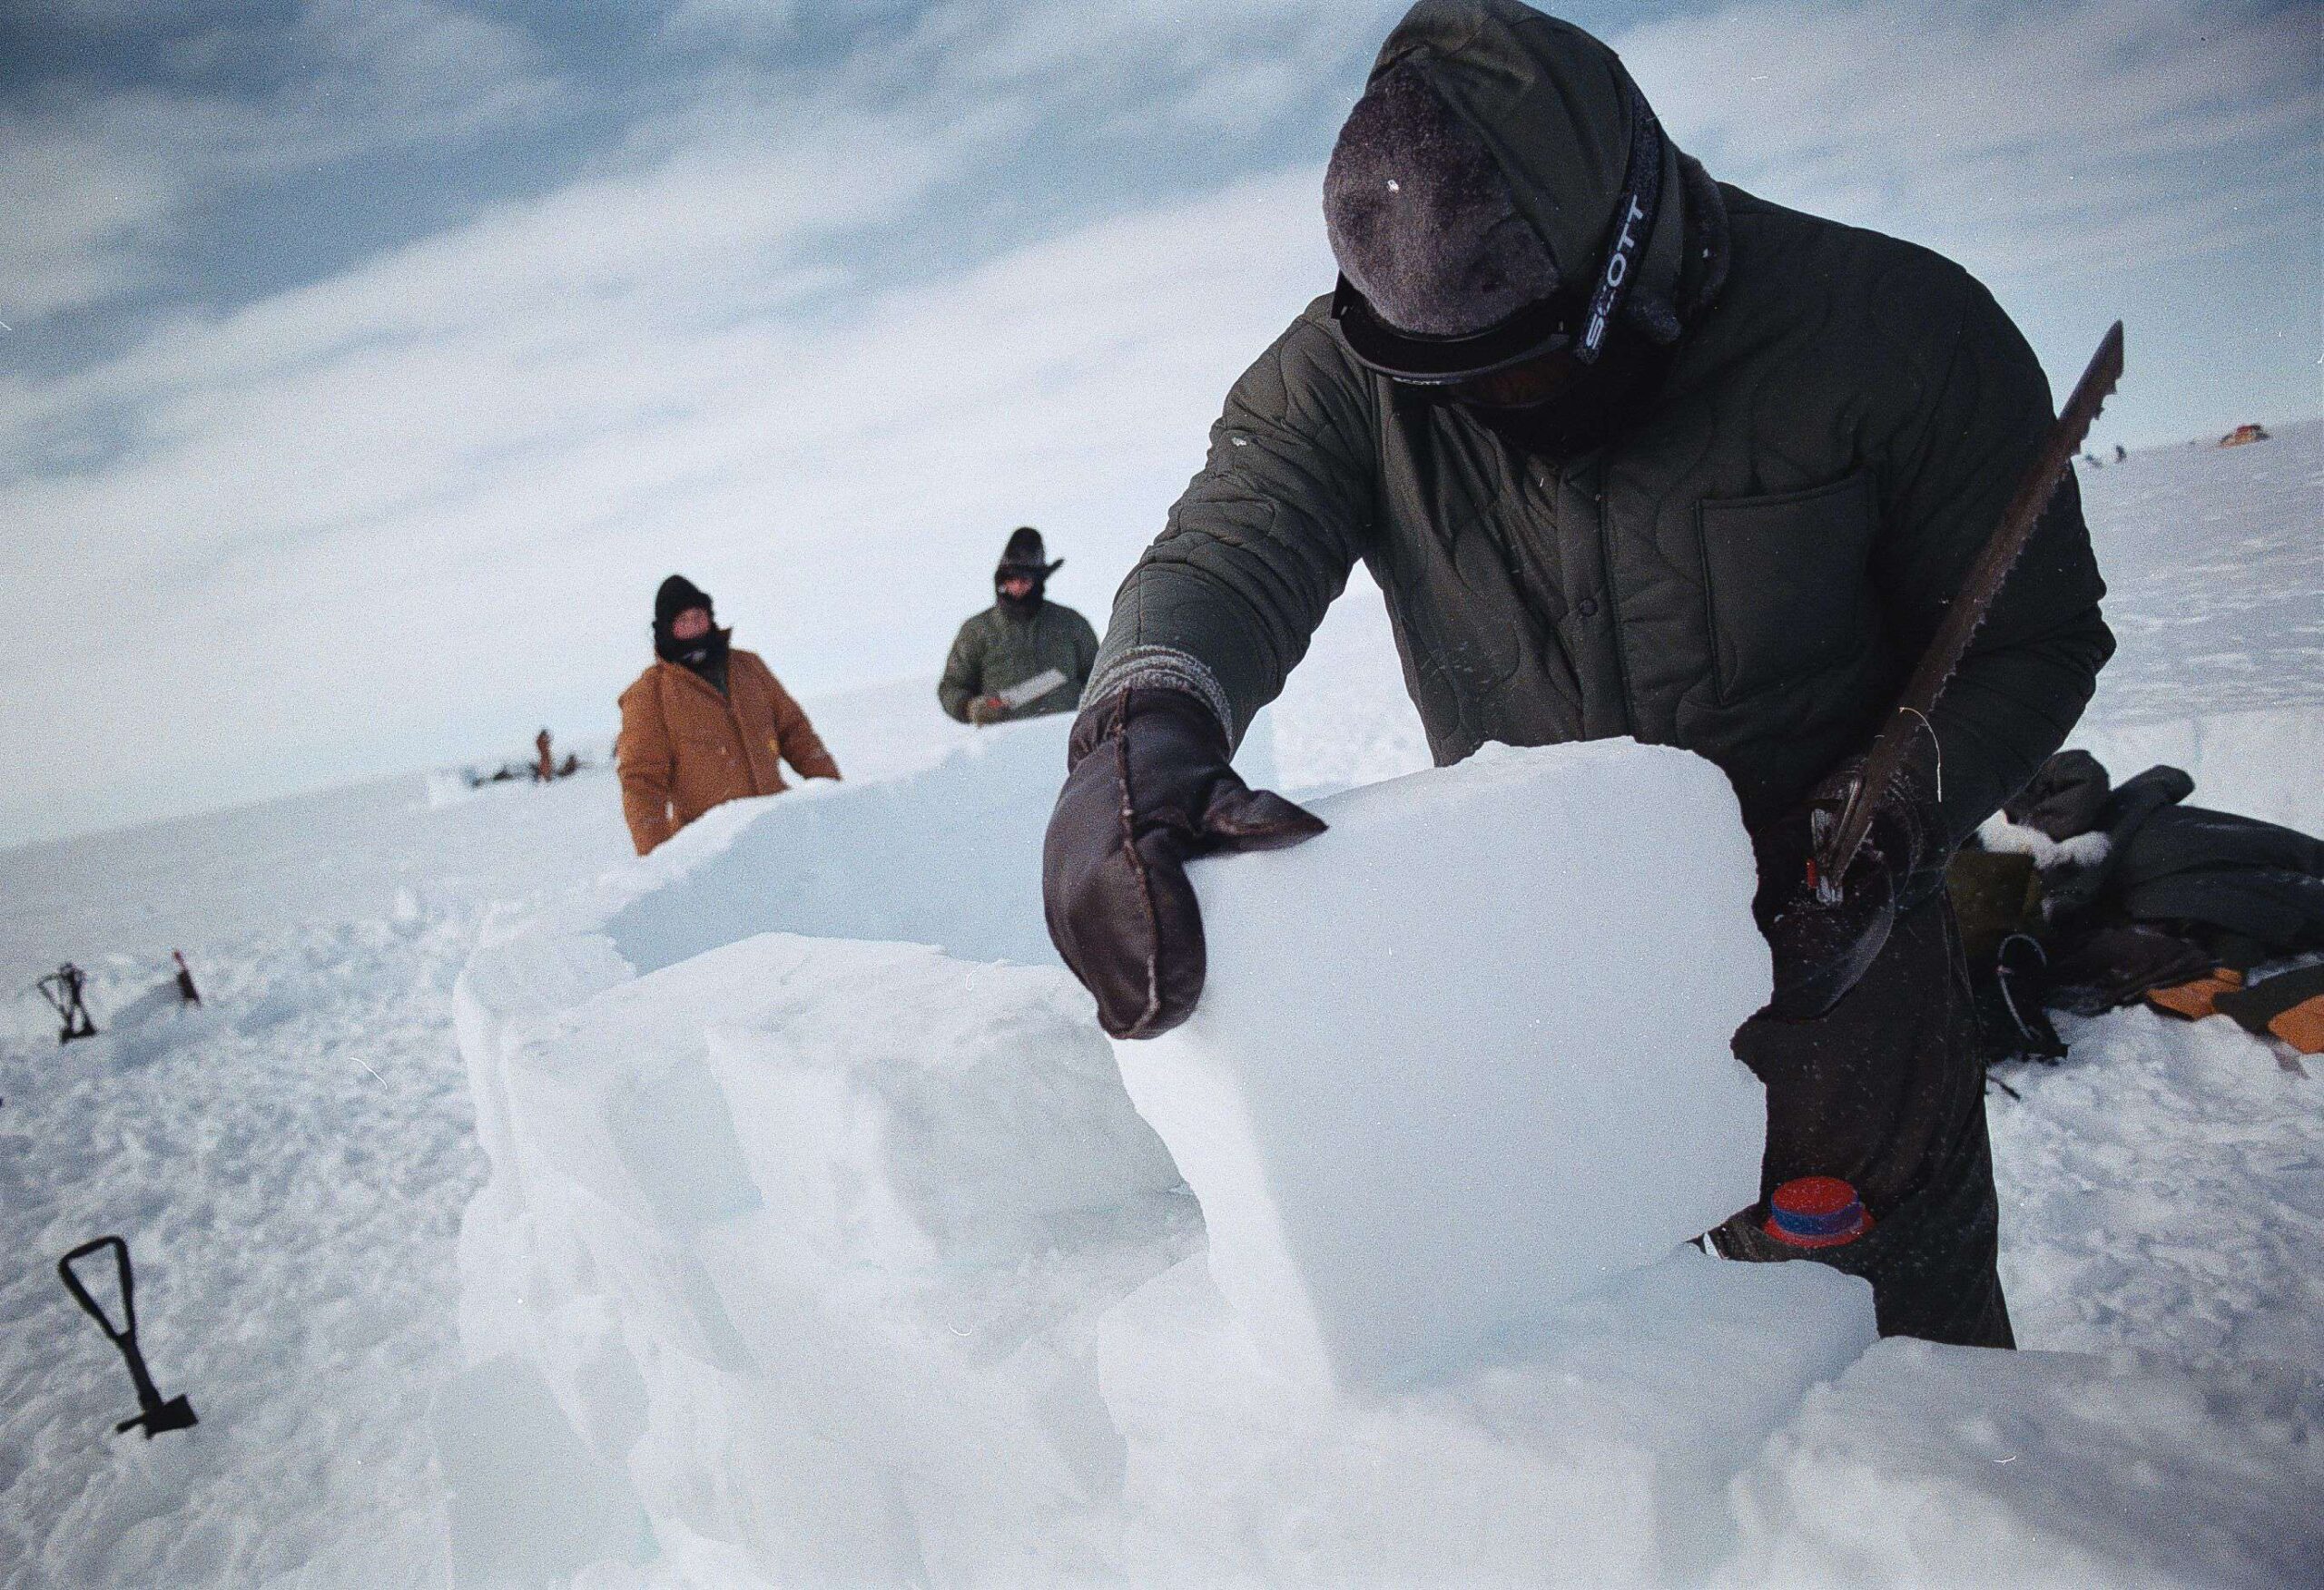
[1042,0,2114,1348]
[940,527,1100,725]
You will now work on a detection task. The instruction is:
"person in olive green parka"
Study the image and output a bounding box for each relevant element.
[940,528,1100,726]
[1041,0,2114,1350]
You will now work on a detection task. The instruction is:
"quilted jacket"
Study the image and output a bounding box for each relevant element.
[1088,0,2112,839]
[939,602,1100,723]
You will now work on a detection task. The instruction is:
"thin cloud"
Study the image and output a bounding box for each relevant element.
[0,0,565,325]
[0,119,180,319]
[1620,0,2320,285]
[660,0,803,45]
[0,0,1370,843]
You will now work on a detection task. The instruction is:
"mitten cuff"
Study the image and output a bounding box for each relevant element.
[1079,645,1234,743]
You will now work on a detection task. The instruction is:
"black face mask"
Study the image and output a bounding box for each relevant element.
[655,622,729,672]
[1448,329,1676,462]
[996,575,1045,619]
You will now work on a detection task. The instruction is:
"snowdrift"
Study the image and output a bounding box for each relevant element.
[450,714,2321,1585]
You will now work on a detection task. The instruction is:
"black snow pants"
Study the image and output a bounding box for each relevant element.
[1711,898,2015,1349]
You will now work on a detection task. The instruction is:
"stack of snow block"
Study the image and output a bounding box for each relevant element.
[448,729,1891,1586]
[1117,740,1774,1389]
[452,931,1195,1585]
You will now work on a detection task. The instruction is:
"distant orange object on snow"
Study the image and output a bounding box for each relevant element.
[2219,423,2270,447]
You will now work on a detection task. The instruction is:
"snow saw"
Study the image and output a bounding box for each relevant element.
[1813,321,2125,901]
[995,668,1069,712]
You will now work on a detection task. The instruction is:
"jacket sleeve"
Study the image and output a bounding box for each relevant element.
[1085,305,1380,745]
[938,620,984,722]
[769,673,841,780]
[1873,275,2115,845]
[615,675,677,856]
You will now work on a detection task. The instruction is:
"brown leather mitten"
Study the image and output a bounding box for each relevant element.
[1043,687,1325,1038]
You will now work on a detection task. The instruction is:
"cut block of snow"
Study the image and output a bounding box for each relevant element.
[601,708,1278,977]
[431,1357,649,1587]
[1119,739,1770,1389]
[453,928,1196,1581]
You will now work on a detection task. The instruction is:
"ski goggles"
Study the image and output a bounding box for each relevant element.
[1330,276,1589,387]
[1331,86,1665,387]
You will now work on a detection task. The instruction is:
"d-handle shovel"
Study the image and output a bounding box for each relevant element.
[58,1236,198,1438]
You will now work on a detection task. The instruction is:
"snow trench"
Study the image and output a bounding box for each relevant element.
[448,712,2322,1587]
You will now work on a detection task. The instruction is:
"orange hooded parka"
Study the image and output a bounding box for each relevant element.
[615,647,838,855]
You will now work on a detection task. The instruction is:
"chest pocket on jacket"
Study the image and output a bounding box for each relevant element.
[1696,470,1877,703]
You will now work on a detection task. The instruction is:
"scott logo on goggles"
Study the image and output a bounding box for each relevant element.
[1581,194,1649,358]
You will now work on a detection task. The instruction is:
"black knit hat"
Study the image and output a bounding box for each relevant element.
[996,527,1062,578]
[655,574,713,627]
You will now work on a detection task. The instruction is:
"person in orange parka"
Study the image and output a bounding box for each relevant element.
[616,574,840,855]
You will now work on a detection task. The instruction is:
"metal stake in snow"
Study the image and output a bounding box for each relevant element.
[58,1237,199,1440]
[1815,320,2125,900]
[35,963,99,1045]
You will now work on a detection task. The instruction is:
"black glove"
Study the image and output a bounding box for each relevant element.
[1751,752,1946,1022]
[1044,687,1327,1038]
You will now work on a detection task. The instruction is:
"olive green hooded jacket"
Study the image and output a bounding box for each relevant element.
[940,601,1100,723]
[1087,0,2112,840]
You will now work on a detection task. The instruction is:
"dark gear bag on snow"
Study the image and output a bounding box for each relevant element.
[1983,754,2324,1016]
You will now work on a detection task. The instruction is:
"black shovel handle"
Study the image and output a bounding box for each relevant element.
[59,1236,136,1345]
[59,1236,195,1437]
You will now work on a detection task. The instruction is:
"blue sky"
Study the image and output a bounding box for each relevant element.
[2,0,2318,847]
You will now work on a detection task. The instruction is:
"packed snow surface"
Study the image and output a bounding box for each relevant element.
[1994,1005,2324,1373]
[1127,739,1770,1390]
[2,427,2319,1586]
[0,919,487,1586]
[2068,417,2324,840]
[1724,1339,2323,1588]
[2075,418,2323,727]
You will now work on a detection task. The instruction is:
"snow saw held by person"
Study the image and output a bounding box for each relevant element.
[1041,0,2113,1350]
[616,574,840,856]
[940,528,1099,726]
